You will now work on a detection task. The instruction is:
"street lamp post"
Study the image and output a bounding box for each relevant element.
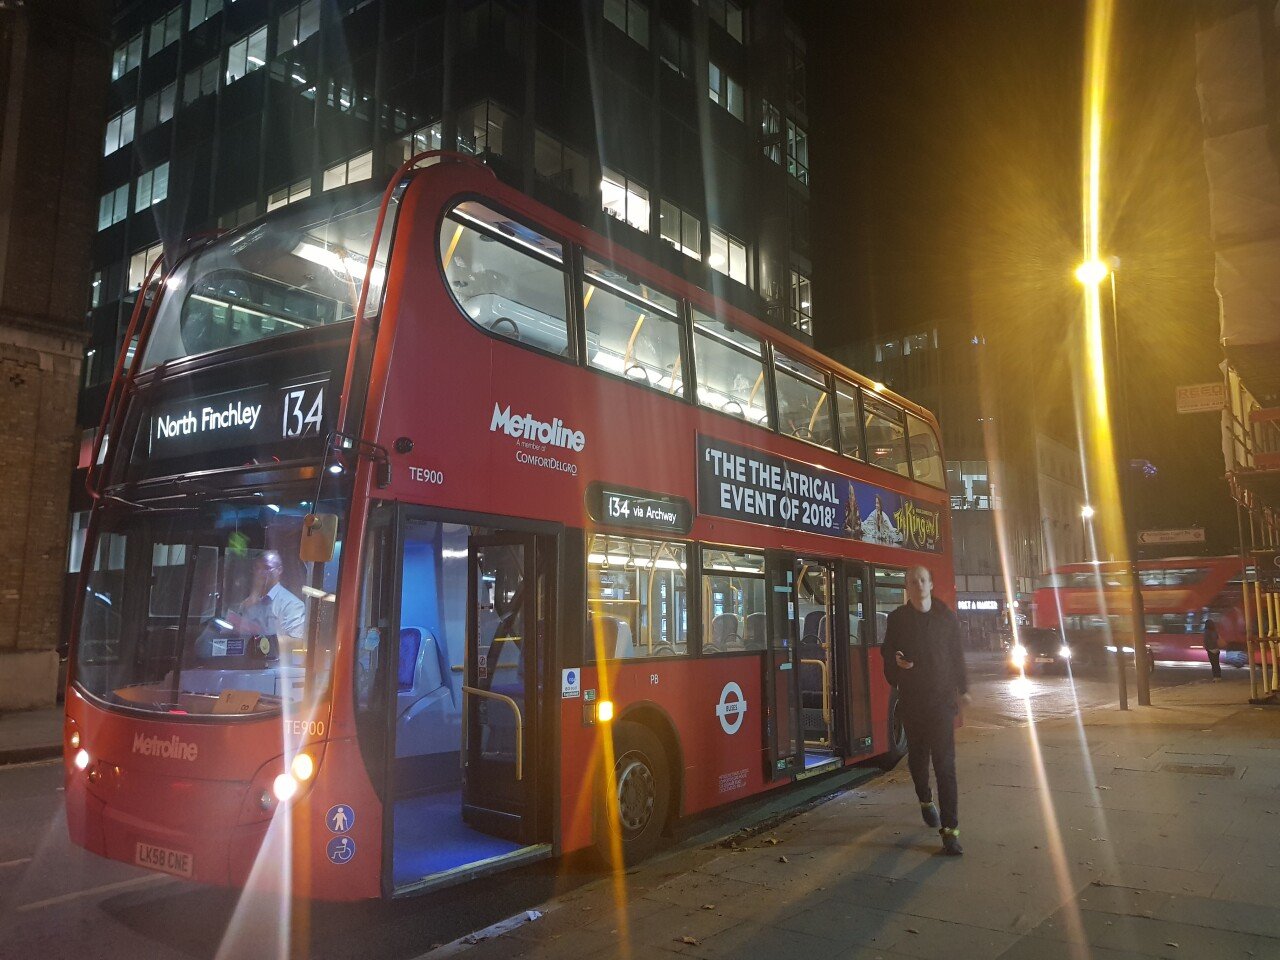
[1076,259,1152,708]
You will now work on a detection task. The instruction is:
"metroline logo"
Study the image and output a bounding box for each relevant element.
[132,732,199,762]
[489,403,586,452]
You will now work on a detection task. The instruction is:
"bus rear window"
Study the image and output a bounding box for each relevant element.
[907,413,944,488]
[440,201,571,357]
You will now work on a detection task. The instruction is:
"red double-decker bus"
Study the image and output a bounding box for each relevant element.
[1032,556,1246,665]
[65,155,953,900]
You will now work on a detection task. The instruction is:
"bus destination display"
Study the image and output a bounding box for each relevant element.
[589,483,692,534]
[696,434,943,552]
[149,377,329,460]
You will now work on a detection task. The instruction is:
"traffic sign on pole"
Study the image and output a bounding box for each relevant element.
[1137,528,1206,545]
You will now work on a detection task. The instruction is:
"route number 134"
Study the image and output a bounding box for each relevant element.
[281,383,326,439]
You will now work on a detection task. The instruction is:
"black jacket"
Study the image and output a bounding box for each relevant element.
[882,599,967,715]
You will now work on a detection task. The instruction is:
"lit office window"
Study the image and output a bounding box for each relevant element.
[149,7,182,55]
[601,168,650,233]
[183,58,219,105]
[140,83,176,131]
[97,185,130,231]
[134,162,170,212]
[226,27,268,84]
[603,0,650,49]
[533,130,589,198]
[709,228,747,284]
[790,269,813,335]
[111,34,143,81]
[188,0,221,31]
[323,151,373,191]
[660,199,701,259]
[401,121,443,161]
[787,119,809,185]
[89,271,103,309]
[278,0,320,52]
[659,22,692,77]
[103,108,136,156]
[267,178,312,211]
[708,62,744,121]
[127,242,165,291]
[761,100,782,164]
[456,100,512,156]
[707,0,744,42]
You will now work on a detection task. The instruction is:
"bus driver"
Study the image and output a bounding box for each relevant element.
[197,551,306,659]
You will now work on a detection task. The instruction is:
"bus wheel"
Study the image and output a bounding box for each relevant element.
[876,693,908,770]
[595,721,670,868]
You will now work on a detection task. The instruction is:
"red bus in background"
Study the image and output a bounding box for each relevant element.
[65,155,953,901]
[1032,557,1246,665]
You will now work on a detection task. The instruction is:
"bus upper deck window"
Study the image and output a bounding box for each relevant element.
[774,350,833,450]
[692,310,769,426]
[582,257,685,396]
[440,201,571,357]
[862,393,909,477]
[834,380,864,461]
[906,412,945,488]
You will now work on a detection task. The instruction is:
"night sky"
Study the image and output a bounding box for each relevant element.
[798,0,1235,553]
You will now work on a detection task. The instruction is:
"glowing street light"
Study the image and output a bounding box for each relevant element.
[1081,504,1095,520]
[1074,259,1110,286]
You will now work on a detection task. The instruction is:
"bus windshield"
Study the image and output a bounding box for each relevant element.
[140,185,387,369]
[75,495,343,718]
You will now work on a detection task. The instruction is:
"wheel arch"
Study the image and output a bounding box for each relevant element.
[617,700,684,826]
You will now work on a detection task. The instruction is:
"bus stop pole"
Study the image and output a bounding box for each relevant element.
[1237,503,1260,702]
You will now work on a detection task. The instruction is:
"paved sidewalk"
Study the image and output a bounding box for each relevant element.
[0,706,63,765]
[446,675,1280,960]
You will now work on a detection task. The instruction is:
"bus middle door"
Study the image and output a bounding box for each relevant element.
[763,552,802,779]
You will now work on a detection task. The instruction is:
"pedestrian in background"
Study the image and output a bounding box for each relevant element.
[882,565,970,856]
[1203,615,1221,680]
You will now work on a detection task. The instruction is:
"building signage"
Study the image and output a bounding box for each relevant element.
[149,377,329,459]
[696,434,943,553]
[957,599,1000,611]
[1175,383,1224,414]
[1137,528,1206,545]
[587,482,693,534]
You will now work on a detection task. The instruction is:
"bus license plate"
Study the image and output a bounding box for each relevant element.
[135,841,193,878]
[1035,656,1055,664]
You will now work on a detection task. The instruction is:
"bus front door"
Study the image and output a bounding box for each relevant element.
[387,521,549,895]
[462,534,540,843]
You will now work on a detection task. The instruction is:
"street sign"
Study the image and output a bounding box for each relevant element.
[1138,528,1206,545]
[1175,382,1224,414]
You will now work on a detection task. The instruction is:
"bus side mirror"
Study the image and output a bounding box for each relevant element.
[300,513,338,563]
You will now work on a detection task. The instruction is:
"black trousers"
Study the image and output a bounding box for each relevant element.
[1206,648,1221,678]
[902,709,959,830]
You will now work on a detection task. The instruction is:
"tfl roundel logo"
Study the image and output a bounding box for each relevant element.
[716,682,748,735]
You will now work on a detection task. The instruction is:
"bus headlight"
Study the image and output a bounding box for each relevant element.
[290,751,315,782]
[1010,645,1027,667]
[272,772,299,802]
[1059,645,1072,659]
[69,730,81,750]
[74,748,90,770]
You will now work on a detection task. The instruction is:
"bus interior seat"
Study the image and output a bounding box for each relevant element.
[394,627,456,763]
[710,613,741,651]
[744,612,767,650]
[590,614,635,660]
[801,611,827,647]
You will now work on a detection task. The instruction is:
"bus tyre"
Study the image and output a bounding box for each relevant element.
[595,721,670,868]
[876,693,909,770]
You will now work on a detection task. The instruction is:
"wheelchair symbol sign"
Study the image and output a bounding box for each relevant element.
[326,804,355,833]
[327,835,355,865]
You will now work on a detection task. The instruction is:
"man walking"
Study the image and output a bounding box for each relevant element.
[882,565,969,855]
[1203,615,1221,680]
